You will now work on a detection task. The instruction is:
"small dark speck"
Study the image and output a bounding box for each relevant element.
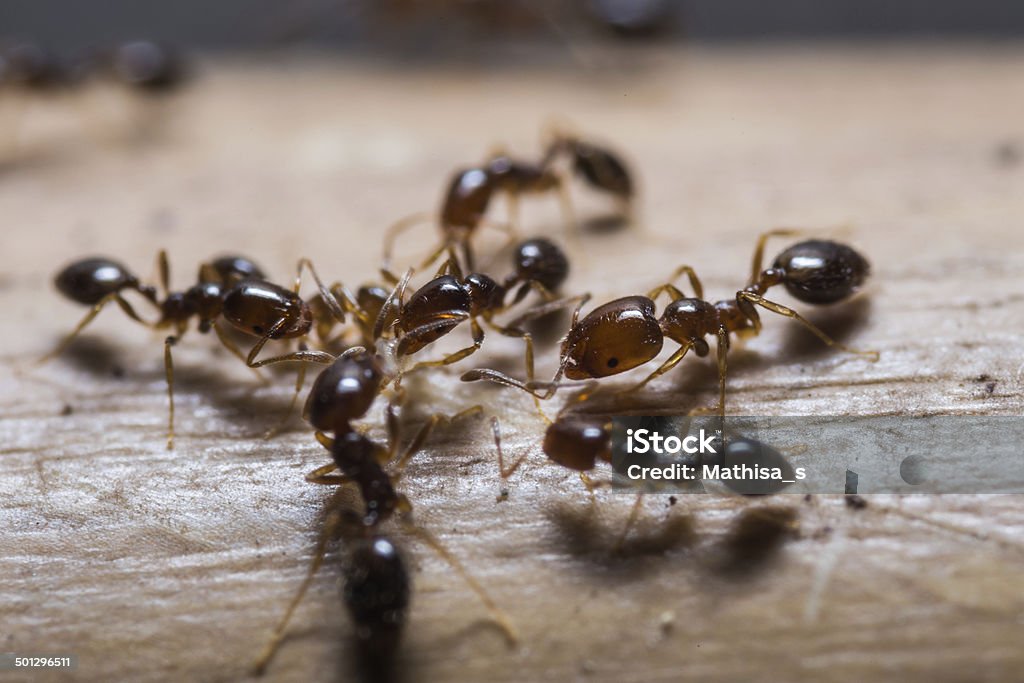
[974,374,992,382]
[60,404,73,416]
[111,365,125,378]
[994,141,1021,167]
[985,382,996,395]
[845,495,868,510]
[667,496,677,507]
[803,494,814,504]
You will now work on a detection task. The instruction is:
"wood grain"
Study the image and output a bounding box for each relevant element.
[1,45,1023,682]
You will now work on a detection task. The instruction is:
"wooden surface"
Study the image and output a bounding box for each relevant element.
[2,45,1023,683]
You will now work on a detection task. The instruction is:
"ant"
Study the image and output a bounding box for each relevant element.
[252,348,518,676]
[41,253,360,448]
[375,238,578,389]
[383,128,633,273]
[104,41,186,93]
[383,151,573,273]
[541,125,636,224]
[463,230,878,417]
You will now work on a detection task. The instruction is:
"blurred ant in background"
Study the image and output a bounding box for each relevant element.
[383,125,635,273]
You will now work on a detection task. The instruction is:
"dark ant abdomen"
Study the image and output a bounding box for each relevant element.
[203,255,265,286]
[110,41,185,92]
[55,257,143,305]
[571,141,633,199]
[344,536,410,667]
[441,167,493,231]
[772,239,869,305]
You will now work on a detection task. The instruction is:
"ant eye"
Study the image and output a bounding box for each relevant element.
[252,325,263,334]
[607,357,619,368]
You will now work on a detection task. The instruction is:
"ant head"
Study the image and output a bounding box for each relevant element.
[512,238,569,293]
[773,240,869,305]
[543,415,611,471]
[562,296,663,380]
[464,273,505,316]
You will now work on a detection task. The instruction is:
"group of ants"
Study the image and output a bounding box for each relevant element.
[40,126,878,678]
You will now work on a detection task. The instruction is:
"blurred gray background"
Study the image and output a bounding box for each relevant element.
[3,0,1024,55]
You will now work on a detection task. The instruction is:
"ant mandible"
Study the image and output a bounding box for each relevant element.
[463,230,878,416]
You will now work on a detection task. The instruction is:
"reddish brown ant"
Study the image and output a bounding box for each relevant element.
[252,347,518,676]
[463,230,878,416]
[382,146,580,274]
[40,253,362,448]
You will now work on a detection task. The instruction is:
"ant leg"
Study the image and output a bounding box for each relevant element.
[163,336,178,450]
[748,228,803,286]
[737,292,880,360]
[405,318,484,373]
[252,488,350,676]
[715,328,730,419]
[416,240,457,275]
[492,417,529,500]
[625,342,692,393]
[212,321,267,384]
[305,461,350,486]
[244,320,337,368]
[400,522,519,646]
[506,192,521,236]
[484,319,545,417]
[374,268,414,341]
[296,258,367,329]
[503,293,589,327]
[612,493,645,554]
[314,430,334,450]
[156,249,170,297]
[463,293,590,400]
[647,265,704,302]
[36,293,149,365]
[262,344,309,440]
[390,405,485,482]
[383,210,434,271]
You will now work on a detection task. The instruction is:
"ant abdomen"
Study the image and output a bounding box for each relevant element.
[772,239,869,305]
[55,257,152,305]
[344,536,410,663]
[562,296,663,379]
[441,167,493,232]
[543,415,611,471]
[304,350,384,431]
[221,279,312,338]
[570,140,633,200]
[202,255,265,286]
